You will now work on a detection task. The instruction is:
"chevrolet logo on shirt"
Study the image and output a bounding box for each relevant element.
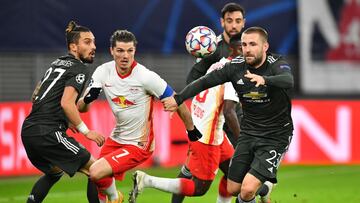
[243,91,267,100]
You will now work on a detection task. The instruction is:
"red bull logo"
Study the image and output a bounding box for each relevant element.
[111,96,135,108]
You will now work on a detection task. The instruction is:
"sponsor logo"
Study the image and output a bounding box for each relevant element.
[243,91,267,100]
[111,96,135,108]
[129,87,140,94]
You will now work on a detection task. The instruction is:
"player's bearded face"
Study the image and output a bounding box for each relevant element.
[111,41,136,75]
[241,33,268,68]
[221,11,245,38]
[77,32,96,64]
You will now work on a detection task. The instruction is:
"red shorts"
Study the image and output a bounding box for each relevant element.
[99,138,153,180]
[185,137,234,180]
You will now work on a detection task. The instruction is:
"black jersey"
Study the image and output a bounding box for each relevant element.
[176,53,294,141]
[22,54,89,134]
[186,34,231,84]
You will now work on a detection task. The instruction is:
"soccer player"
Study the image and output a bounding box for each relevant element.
[129,34,244,203]
[185,2,273,202]
[162,27,294,203]
[76,30,202,203]
[186,2,246,146]
[21,21,109,203]
[186,2,245,84]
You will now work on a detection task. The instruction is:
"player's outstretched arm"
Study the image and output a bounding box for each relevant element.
[62,86,105,146]
[176,103,194,130]
[77,87,102,112]
[161,96,179,112]
[176,103,202,142]
[161,96,202,141]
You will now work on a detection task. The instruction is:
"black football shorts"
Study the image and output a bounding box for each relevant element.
[22,127,91,177]
[228,133,292,184]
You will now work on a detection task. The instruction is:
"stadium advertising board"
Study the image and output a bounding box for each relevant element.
[298,0,360,94]
[0,100,359,176]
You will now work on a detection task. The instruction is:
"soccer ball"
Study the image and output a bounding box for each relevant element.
[185,26,217,58]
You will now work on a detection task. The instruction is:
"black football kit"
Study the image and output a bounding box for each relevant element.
[21,54,91,176]
[176,53,294,183]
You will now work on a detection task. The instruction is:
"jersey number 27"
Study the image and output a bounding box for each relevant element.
[38,67,66,100]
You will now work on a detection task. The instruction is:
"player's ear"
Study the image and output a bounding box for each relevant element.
[69,43,77,53]
[263,42,269,52]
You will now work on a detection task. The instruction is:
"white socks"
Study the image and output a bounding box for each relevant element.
[216,195,232,203]
[144,174,181,194]
[102,178,119,201]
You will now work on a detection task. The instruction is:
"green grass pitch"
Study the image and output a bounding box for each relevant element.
[0,165,359,203]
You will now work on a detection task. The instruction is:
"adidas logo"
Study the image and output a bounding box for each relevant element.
[236,79,244,85]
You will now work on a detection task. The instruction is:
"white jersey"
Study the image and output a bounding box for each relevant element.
[90,61,168,151]
[191,57,239,145]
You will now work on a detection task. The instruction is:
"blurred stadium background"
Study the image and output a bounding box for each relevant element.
[1,0,360,202]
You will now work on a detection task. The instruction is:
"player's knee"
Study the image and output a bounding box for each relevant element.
[227,184,240,196]
[240,185,256,200]
[89,164,101,181]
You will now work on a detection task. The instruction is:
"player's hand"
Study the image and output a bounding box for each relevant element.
[161,97,179,112]
[85,130,105,147]
[187,126,202,142]
[68,122,79,133]
[244,70,265,87]
[84,87,102,104]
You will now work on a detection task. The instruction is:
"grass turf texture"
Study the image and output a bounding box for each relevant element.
[0,165,359,203]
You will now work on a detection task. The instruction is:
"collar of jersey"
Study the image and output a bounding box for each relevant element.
[116,60,138,79]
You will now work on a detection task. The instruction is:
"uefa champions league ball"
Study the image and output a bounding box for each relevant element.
[185,26,217,58]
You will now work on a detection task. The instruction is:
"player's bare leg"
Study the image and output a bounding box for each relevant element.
[89,158,122,203]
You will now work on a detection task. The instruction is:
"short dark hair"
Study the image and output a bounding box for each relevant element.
[242,26,269,42]
[110,30,138,48]
[221,2,245,18]
[65,21,91,50]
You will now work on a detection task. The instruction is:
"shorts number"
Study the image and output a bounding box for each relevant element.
[39,67,66,100]
[111,149,130,163]
[265,150,283,169]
